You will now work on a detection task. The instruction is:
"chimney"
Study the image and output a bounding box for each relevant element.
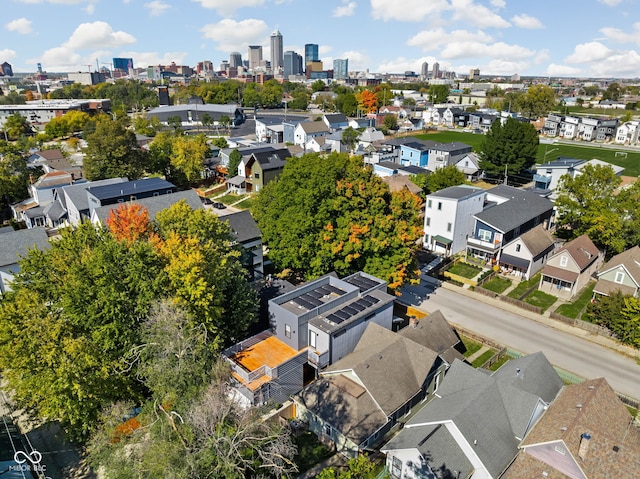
[409,316,418,328]
[578,433,591,460]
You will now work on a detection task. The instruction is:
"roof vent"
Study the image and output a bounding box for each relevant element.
[613,445,619,452]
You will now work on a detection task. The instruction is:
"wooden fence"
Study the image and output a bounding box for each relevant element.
[549,311,615,338]
[473,285,498,299]
[499,295,543,314]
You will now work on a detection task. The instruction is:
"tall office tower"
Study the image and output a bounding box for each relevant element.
[421,61,429,79]
[469,67,480,80]
[333,58,348,80]
[283,51,303,78]
[270,29,283,72]
[305,43,319,72]
[248,45,263,70]
[432,61,440,79]
[229,52,243,68]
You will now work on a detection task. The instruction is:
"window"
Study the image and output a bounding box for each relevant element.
[309,330,317,348]
[478,229,492,242]
[615,271,625,284]
[391,457,402,479]
[426,217,431,227]
[515,244,521,252]
[427,199,432,209]
[324,424,331,437]
[254,172,260,179]
[437,202,442,211]
[285,324,291,339]
[560,256,568,267]
[447,223,452,232]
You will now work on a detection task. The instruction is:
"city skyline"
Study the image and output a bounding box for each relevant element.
[1,0,640,78]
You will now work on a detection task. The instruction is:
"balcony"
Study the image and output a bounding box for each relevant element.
[307,348,330,368]
[467,236,501,253]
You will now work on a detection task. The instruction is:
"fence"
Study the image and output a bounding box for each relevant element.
[549,312,615,338]
[474,285,499,299]
[499,295,543,314]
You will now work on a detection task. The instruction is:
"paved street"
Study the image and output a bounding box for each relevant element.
[400,280,640,400]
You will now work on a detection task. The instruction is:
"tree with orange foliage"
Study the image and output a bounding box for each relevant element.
[355,89,379,113]
[106,202,154,244]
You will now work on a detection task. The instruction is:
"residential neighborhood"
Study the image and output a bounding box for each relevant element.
[2,8,640,479]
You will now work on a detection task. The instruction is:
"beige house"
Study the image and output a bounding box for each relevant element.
[539,235,603,300]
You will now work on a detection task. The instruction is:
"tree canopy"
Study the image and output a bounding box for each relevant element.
[83,116,148,180]
[425,165,468,193]
[0,201,257,437]
[253,152,423,290]
[479,117,539,177]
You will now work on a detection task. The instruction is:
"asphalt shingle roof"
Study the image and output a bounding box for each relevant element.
[475,185,553,233]
[223,210,261,244]
[0,227,50,267]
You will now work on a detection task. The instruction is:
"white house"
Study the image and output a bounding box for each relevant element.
[293,121,329,146]
[424,185,486,256]
[615,121,640,145]
[559,116,579,139]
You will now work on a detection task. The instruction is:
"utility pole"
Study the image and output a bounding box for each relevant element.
[504,164,508,185]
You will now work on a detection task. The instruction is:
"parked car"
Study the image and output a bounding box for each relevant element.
[212,202,226,209]
[200,197,213,205]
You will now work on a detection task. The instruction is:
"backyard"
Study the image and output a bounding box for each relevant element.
[479,276,512,294]
[293,430,334,474]
[554,282,595,319]
[507,274,541,300]
[448,262,482,279]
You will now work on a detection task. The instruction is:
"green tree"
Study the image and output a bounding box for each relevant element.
[479,117,539,177]
[429,84,450,104]
[167,115,184,133]
[317,454,380,479]
[253,152,423,290]
[341,126,360,152]
[0,143,38,208]
[84,116,148,180]
[261,79,284,108]
[3,114,31,140]
[337,92,358,116]
[311,79,326,93]
[288,90,309,110]
[226,148,242,178]
[427,165,468,193]
[211,136,228,149]
[201,112,214,130]
[602,82,622,101]
[383,114,398,131]
[554,163,625,254]
[584,291,640,348]
[519,85,557,118]
[170,134,210,185]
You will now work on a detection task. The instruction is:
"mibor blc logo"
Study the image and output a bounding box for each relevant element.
[11,449,51,478]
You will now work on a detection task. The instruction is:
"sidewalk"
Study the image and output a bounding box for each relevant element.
[440,280,640,360]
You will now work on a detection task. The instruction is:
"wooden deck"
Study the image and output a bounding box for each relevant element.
[231,335,299,372]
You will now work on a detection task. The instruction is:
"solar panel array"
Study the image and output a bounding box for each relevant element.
[290,284,346,310]
[326,295,380,325]
[344,275,381,292]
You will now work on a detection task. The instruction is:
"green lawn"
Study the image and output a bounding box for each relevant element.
[524,290,558,312]
[448,262,482,279]
[235,197,256,210]
[217,193,247,205]
[480,276,512,294]
[461,336,483,357]
[413,130,640,176]
[554,282,596,319]
[487,355,511,371]
[507,274,541,299]
[472,349,497,368]
[294,431,333,473]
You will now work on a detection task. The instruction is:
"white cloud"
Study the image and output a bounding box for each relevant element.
[490,0,505,7]
[119,50,189,68]
[370,0,449,22]
[145,0,171,16]
[200,18,268,53]
[5,18,33,34]
[511,14,543,30]
[407,29,493,51]
[17,0,95,3]
[63,22,136,49]
[0,49,17,61]
[319,45,333,56]
[546,63,582,76]
[83,3,94,13]
[376,56,436,74]
[598,0,623,5]
[338,50,370,71]
[600,23,640,46]
[32,46,82,71]
[565,42,613,64]
[442,41,534,60]
[450,0,510,28]
[588,50,640,77]
[482,59,531,75]
[191,0,264,16]
[333,0,356,17]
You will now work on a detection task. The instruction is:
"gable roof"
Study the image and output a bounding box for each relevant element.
[475,185,553,233]
[246,147,290,171]
[384,353,563,478]
[223,210,261,243]
[518,224,556,257]
[380,175,422,195]
[0,227,50,268]
[323,113,348,125]
[429,185,485,201]
[298,121,330,134]
[553,235,600,270]
[31,149,65,161]
[326,322,440,416]
[594,245,640,296]
[504,378,640,479]
[398,310,465,364]
[32,170,73,189]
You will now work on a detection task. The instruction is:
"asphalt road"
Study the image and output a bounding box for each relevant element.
[400,281,640,400]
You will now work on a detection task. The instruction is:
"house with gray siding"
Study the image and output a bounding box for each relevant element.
[593,246,640,298]
[0,227,50,294]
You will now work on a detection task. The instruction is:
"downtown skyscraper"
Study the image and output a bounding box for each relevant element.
[270,29,283,72]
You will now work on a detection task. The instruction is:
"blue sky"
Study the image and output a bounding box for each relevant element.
[2,0,640,78]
